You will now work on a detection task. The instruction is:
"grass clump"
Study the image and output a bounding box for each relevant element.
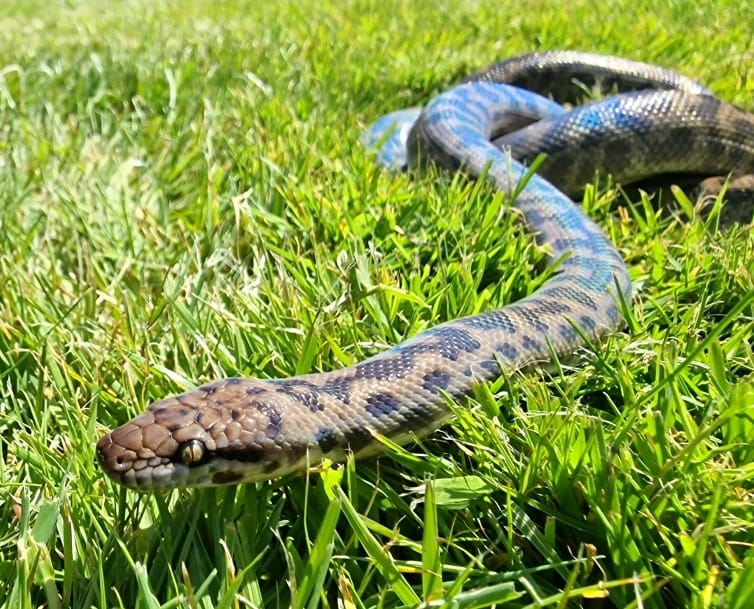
[0,1,752,608]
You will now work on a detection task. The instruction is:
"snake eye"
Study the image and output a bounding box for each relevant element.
[178,440,207,466]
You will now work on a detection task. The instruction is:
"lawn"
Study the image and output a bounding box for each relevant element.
[1,0,753,607]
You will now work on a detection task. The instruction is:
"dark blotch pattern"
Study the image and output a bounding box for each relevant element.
[559,324,578,341]
[355,352,416,380]
[365,393,402,418]
[343,427,374,452]
[478,359,501,375]
[259,403,281,426]
[320,378,354,405]
[274,381,327,411]
[216,446,265,463]
[314,427,338,453]
[459,310,516,332]
[286,442,308,463]
[434,327,482,361]
[521,335,544,352]
[422,370,451,394]
[298,392,322,411]
[495,342,519,361]
[403,402,436,425]
[529,318,550,333]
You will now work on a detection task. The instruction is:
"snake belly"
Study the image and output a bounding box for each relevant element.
[96,51,754,490]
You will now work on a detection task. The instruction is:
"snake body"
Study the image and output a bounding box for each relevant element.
[96,51,754,490]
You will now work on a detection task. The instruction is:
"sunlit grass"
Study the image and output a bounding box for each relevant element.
[1,1,753,607]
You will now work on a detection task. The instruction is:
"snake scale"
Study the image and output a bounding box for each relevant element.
[96,51,754,490]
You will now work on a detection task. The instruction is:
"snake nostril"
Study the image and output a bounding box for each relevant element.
[109,454,131,472]
[103,450,133,473]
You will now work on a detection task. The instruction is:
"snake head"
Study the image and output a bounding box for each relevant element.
[96,377,316,490]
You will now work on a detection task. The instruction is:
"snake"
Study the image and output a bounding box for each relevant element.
[96,51,754,491]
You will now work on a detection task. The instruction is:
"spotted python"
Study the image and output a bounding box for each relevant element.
[96,51,754,490]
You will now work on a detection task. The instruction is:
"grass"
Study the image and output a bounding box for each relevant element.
[0,0,753,607]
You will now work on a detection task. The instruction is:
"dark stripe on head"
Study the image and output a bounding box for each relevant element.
[215,445,265,463]
[213,471,244,485]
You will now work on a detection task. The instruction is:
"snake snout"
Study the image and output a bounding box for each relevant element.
[96,433,131,474]
[96,429,151,488]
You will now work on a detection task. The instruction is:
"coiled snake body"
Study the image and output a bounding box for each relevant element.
[96,51,754,490]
